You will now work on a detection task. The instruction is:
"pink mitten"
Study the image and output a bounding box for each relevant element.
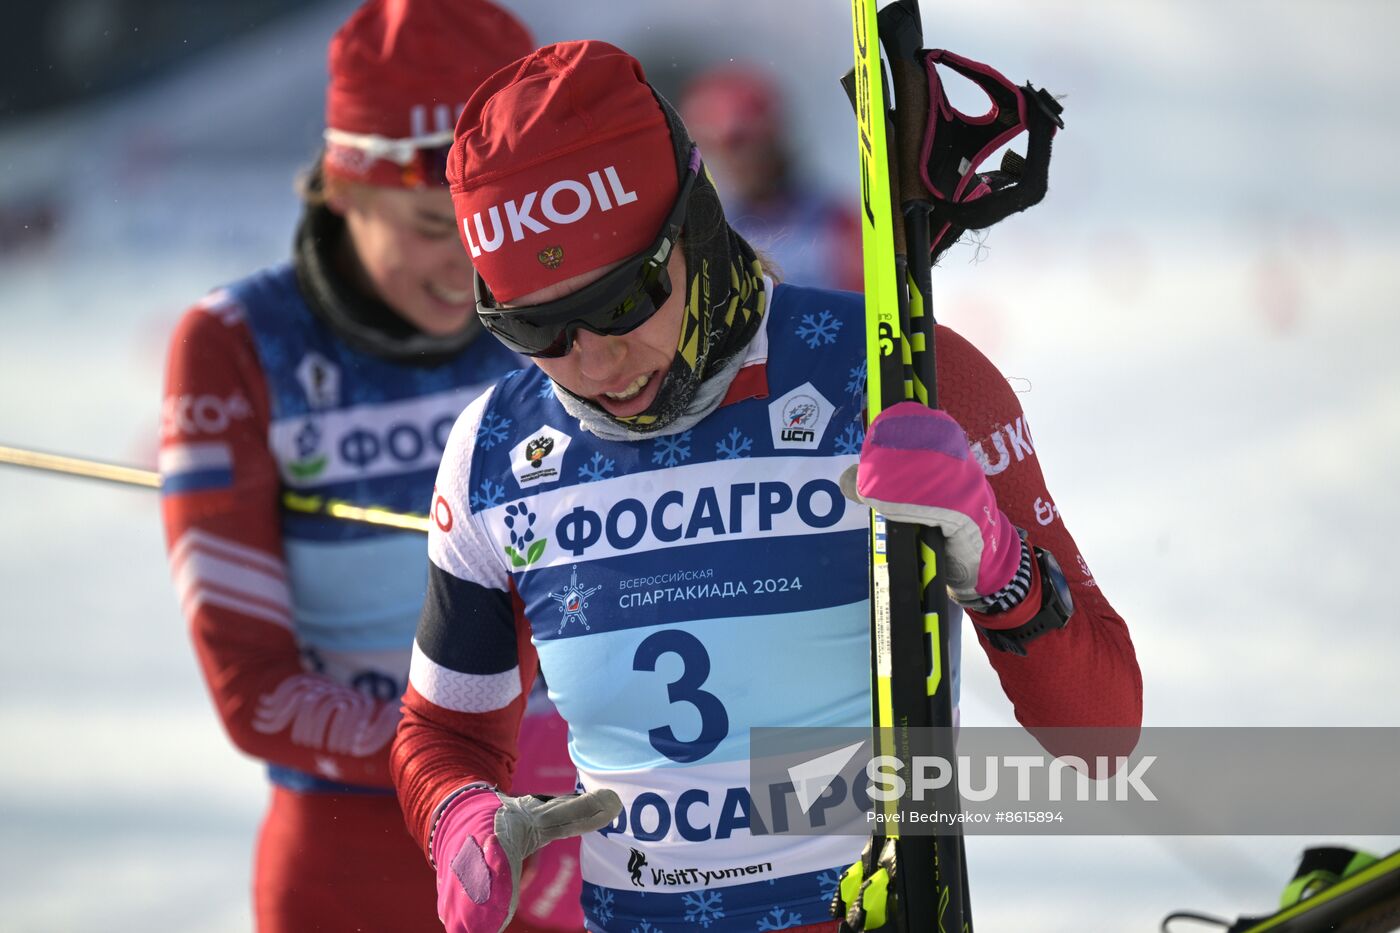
[841,402,1020,603]
[433,785,620,933]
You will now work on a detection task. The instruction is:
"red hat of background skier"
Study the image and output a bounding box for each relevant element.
[680,64,784,146]
[447,41,678,302]
[324,0,533,189]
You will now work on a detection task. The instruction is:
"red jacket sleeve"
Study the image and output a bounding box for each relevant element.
[160,296,399,788]
[390,390,540,858]
[392,583,538,857]
[936,325,1143,739]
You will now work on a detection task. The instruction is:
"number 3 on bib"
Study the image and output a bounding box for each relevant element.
[633,630,729,764]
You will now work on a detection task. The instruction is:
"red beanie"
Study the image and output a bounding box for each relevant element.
[447,41,679,302]
[324,0,534,189]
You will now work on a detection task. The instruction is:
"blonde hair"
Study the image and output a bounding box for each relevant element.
[752,246,782,283]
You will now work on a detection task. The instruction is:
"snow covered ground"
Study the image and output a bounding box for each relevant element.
[1,1,1397,930]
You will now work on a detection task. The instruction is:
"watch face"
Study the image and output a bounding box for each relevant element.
[1038,547,1074,619]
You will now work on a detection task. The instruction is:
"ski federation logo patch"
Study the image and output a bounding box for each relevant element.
[549,565,601,634]
[510,425,572,489]
[295,352,340,410]
[769,382,834,450]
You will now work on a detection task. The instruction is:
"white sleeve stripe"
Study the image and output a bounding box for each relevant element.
[427,547,504,590]
[409,640,521,713]
[182,587,293,630]
[159,442,233,475]
[428,386,510,590]
[172,548,292,612]
[170,528,286,578]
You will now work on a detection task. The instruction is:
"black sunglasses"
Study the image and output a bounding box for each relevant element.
[474,146,702,359]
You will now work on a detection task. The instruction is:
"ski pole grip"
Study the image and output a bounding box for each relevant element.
[889,56,930,208]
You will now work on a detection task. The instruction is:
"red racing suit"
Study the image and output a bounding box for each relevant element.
[161,265,578,932]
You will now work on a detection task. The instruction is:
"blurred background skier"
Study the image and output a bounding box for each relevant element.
[157,1,580,929]
[680,62,863,292]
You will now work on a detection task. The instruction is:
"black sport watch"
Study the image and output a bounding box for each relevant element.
[979,545,1074,656]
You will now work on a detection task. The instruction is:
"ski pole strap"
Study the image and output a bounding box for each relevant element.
[917,49,1065,263]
